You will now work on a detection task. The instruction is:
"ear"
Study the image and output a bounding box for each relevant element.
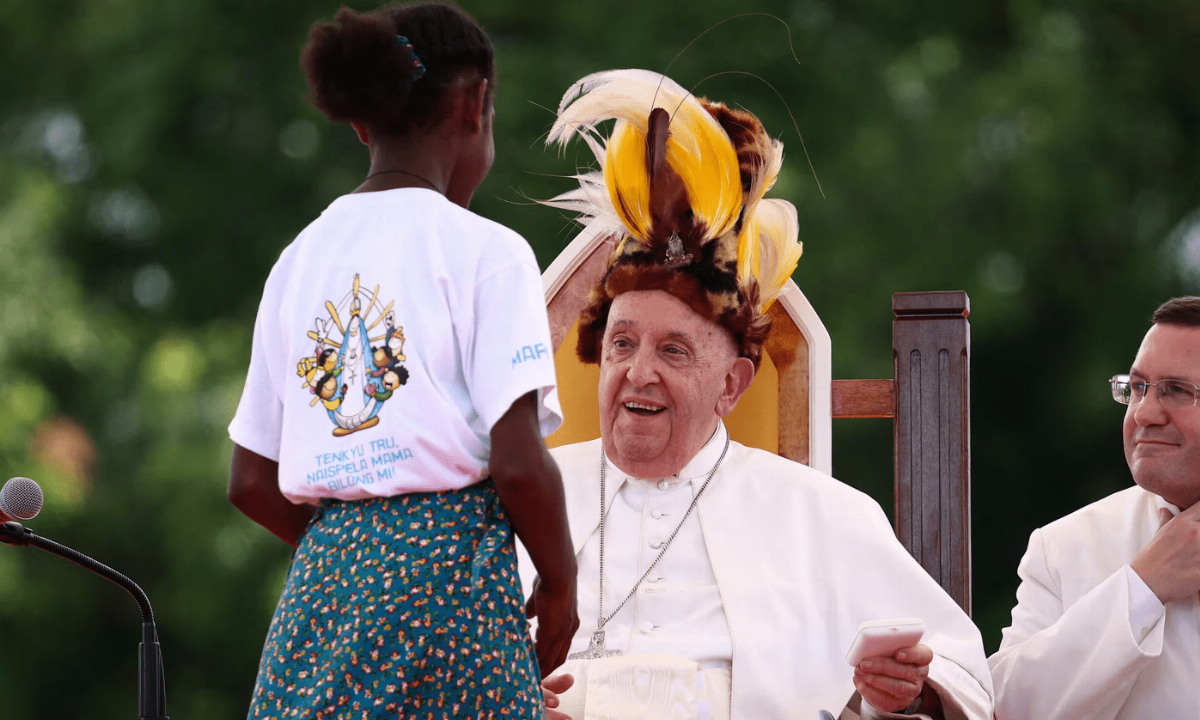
[350,121,371,146]
[715,356,755,417]
[458,77,489,135]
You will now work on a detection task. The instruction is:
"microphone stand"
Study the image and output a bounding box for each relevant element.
[1,521,168,719]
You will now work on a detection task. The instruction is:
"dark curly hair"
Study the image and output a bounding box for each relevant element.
[301,2,495,135]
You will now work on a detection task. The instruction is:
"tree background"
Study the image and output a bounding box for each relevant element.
[1,0,1198,716]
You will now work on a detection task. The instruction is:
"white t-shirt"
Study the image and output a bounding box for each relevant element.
[228,188,562,503]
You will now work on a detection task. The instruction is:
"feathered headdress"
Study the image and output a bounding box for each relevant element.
[545,69,803,369]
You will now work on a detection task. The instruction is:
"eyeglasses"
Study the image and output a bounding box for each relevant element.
[1110,374,1200,407]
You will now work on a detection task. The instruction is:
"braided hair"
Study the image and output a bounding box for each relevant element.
[301,2,495,135]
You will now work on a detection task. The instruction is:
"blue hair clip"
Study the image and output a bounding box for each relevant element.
[395,35,426,81]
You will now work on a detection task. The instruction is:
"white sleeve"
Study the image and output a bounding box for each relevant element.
[228,285,285,461]
[464,258,562,437]
[988,529,1164,720]
[925,655,993,720]
[1124,564,1167,641]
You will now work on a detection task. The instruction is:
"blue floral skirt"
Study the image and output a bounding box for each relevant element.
[246,480,542,719]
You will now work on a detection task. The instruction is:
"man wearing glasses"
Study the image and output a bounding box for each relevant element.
[989,296,1200,719]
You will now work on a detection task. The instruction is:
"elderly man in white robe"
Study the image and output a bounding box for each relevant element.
[989,296,1200,718]
[518,69,993,720]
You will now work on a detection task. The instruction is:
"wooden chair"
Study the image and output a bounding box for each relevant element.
[542,221,973,614]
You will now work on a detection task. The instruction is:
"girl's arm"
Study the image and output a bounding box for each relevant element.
[489,391,579,676]
[228,444,315,548]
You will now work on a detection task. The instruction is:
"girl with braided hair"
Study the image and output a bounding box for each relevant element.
[227,3,577,717]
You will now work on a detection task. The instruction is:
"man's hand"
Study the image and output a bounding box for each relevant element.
[524,577,579,677]
[1130,503,1200,604]
[853,643,934,714]
[542,673,575,720]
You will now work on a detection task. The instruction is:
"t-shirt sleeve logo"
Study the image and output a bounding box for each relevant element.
[295,274,410,438]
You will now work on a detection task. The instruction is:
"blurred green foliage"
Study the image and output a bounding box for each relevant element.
[1,0,1198,716]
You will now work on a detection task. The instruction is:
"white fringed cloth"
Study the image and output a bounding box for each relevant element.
[552,654,732,720]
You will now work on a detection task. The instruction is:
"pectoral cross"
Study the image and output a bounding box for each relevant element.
[567,628,622,660]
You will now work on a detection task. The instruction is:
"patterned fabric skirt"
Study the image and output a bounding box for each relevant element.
[247,480,543,719]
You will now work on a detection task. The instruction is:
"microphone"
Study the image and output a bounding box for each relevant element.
[0,476,168,718]
[0,476,43,523]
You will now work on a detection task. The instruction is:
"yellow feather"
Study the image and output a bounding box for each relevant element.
[737,215,760,287]
[665,108,741,239]
[550,70,742,243]
[604,121,653,240]
[746,198,802,310]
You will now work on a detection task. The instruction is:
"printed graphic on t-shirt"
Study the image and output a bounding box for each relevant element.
[296,274,410,438]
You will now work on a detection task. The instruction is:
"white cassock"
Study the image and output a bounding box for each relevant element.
[518,422,992,720]
[989,485,1200,719]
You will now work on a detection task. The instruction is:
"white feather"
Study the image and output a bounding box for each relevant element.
[541,170,622,230]
[548,69,723,160]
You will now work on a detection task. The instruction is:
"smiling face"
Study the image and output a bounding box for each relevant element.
[598,290,754,479]
[1123,323,1200,509]
[319,348,337,372]
[317,374,339,400]
[373,346,393,368]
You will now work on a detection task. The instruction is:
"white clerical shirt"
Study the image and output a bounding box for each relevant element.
[522,421,993,719]
[551,423,969,720]
[571,424,734,667]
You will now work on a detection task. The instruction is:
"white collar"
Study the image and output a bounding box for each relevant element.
[607,421,729,487]
[1154,493,1182,518]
